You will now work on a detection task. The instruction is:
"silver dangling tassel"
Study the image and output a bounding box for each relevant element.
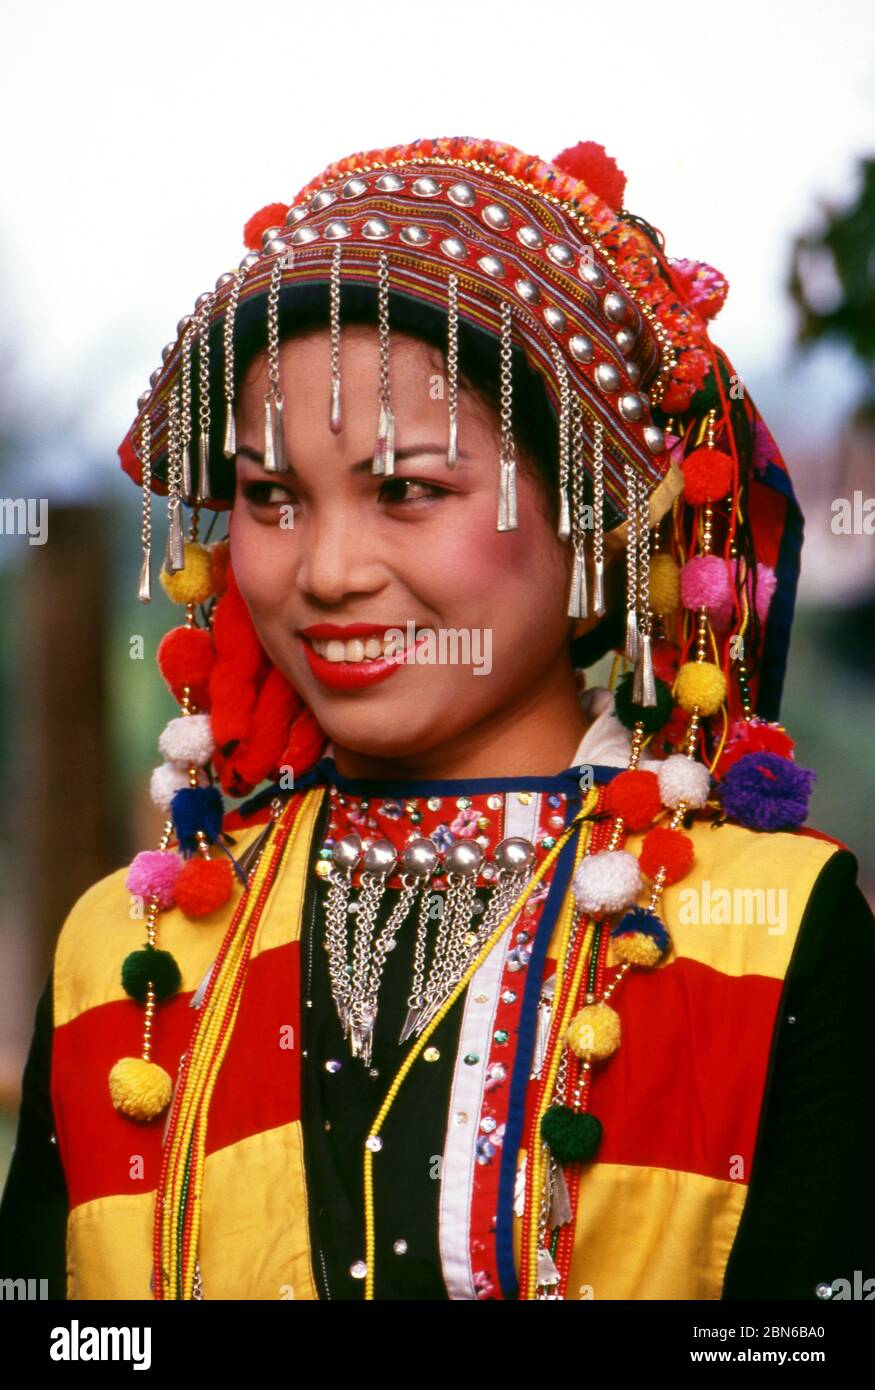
[624,464,639,663]
[592,418,606,616]
[566,397,588,618]
[179,322,195,502]
[633,476,658,706]
[164,386,185,574]
[497,300,518,531]
[223,261,252,457]
[415,840,484,1034]
[372,251,395,476]
[323,833,363,1036]
[196,292,215,503]
[551,346,571,540]
[447,273,459,467]
[399,854,444,1043]
[263,254,288,473]
[329,244,343,434]
[348,840,397,1062]
[137,413,153,603]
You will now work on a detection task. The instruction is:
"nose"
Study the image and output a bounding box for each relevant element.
[294,502,387,606]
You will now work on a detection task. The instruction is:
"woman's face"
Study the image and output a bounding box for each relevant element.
[230,325,585,767]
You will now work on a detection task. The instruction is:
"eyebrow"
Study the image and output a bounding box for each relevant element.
[234,443,470,474]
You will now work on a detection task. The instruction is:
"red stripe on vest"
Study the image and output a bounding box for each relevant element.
[52,941,303,1209]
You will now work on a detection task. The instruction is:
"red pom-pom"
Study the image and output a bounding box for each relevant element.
[551,141,627,212]
[242,202,290,251]
[639,827,694,885]
[157,627,216,709]
[173,856,235,918]
[682,447,734,505]
[603,770,663,831]
[716,719,796,777]
[209,540,231,598]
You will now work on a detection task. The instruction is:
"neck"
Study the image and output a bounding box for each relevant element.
[330,662,590,782]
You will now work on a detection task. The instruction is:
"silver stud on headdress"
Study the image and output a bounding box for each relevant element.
[497,299,518,531]
[329,244,343,434]
[372,251,395,476]
[566,397,588,619]
[446,272,459,467]
[592,417,606,616]
[624,464,639,663]
[137,413,152,604]
[263,252,288,473]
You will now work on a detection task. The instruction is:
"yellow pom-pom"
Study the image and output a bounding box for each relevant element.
[159,542,214,606]
[612,934,664,968]
[675,660,726,716]
[566,1002,621,1061]
[649,553,681,615]
[108,1057,173,1120]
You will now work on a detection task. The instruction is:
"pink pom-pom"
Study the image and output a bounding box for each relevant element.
[680,556,732,613]
[125,849,182,909]
[754,564,777,622]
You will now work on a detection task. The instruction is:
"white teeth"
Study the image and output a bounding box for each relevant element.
[309,634,396,663]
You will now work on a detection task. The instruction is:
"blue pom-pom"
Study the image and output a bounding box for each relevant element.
[611,905,670,954]
[170,784,225,852]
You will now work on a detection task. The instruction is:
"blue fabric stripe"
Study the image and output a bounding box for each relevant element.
[495,790,585,1299]
[756,460,804,722]
[240,756,626,819]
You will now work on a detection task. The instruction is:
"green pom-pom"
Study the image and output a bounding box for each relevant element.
[540,1105,603,1163]
[121,945,182,1004]
[613,671,673,734]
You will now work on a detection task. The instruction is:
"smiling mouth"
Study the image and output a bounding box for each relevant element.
[301,629,434,664]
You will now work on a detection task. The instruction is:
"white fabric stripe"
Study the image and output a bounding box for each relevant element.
[438,792,541,1299]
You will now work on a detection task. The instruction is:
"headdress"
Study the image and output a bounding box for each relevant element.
[108,137,814,1218]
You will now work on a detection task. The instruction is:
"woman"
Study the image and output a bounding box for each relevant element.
[2,134,873,1301]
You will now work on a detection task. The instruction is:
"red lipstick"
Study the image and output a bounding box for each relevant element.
[298,623,431,691]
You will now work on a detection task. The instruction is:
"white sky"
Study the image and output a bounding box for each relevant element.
[1,0,873,518]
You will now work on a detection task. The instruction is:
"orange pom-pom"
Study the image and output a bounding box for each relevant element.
[551,141,627,212]
[173,856,235,918]
[603,770,663,831]
[639,827,694,885]
[157,627,216,709]
[243,202,290,251]
[682,447,733,505]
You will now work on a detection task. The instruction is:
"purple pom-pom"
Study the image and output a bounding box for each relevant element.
[170,784,225,852]
[719,751,815,831]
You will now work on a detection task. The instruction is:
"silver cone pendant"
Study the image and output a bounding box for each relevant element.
[330,377,342,434]
[223,404,236,459]
[197,432,211,503]
[593,557,606,616]
[137,545,152,604]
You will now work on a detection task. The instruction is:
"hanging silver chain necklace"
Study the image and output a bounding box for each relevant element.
[322,830,537,1063]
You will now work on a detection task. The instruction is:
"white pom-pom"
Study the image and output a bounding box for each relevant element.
[158,713,215,768]
[657,754,711,810]
[573,850,642,915]
[149,762,207,812]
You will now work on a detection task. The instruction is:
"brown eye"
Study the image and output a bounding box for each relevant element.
[379,477,446,504]
[241,482,297,507]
